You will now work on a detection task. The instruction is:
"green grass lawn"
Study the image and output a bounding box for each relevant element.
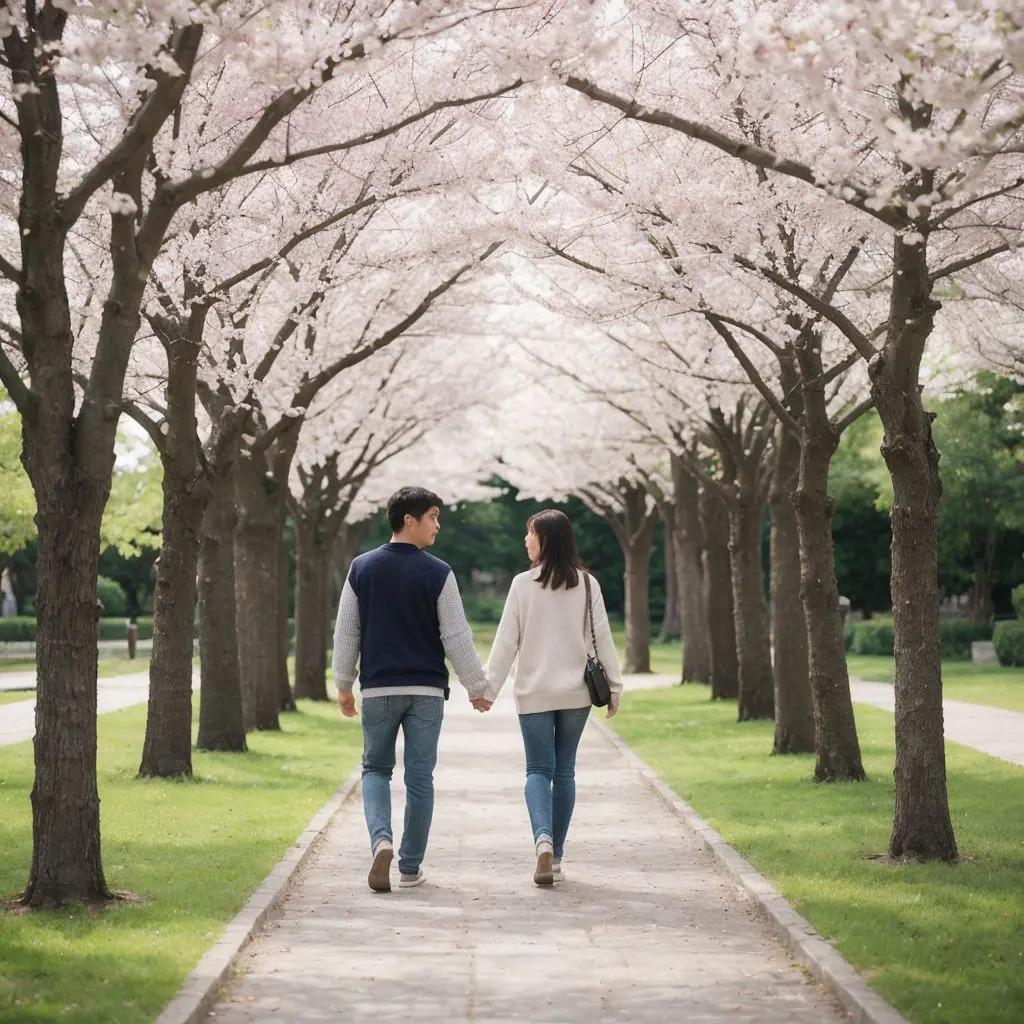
[0,692,31,705]
[848,656,1024,714]
[0,658,152,679]
[610,687,1024,1024]
[0,698,361,1024]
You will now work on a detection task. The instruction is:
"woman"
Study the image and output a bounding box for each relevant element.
[480,509,623,886]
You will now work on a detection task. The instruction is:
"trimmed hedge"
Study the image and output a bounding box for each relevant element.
[848,617,993,660]
[1012,584,1024,622]
[993,621,1024,667]
[0,617,155,643]
[843,619,856,652]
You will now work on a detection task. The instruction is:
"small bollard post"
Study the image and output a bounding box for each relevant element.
[127,621,138,660]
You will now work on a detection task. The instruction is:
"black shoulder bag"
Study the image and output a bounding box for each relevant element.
[582,573,612,707]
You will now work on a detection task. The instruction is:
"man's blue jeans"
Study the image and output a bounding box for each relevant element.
[361,694,444,876]
[518,706,591,859]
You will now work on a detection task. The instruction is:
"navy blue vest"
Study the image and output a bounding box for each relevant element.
[348,543,452,697]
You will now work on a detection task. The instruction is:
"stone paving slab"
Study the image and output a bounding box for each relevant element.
[207,691,851,1024]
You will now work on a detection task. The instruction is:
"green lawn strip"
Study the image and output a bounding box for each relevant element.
[0,692,30,705]
[848,656,1024,714]
[0,658,151,679]
[609,687,1024,1024]
[0,698,362,1024]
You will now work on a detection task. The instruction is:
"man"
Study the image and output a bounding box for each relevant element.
[333,486,489,892]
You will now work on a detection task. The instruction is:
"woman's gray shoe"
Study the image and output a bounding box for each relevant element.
[398,868,426,888]
[534,838,554,886]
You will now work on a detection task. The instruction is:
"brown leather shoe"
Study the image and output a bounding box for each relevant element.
[368,843,394,892]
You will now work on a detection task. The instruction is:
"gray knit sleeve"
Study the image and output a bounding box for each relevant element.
[437,571,487,695]
[331,578,361,693]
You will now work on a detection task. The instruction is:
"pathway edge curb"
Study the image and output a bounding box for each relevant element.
[594,717,911,1024]
[152,767,362,1024]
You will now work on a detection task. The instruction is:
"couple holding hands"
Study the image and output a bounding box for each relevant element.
[333,486,624,891]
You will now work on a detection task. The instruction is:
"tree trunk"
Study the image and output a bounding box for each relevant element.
[294,515,331,701]
[874,234,956,862]
[139,477,203,776]
[332,520,372,591]
[234,455,284,731]
[793,429,866,781]
[769,422,815,754]
[623,539,654,673]
[672,454,710,683]
[701,486,738,700]
[24,493,111,907]
[196,472,247,753]
[139,336,207,778]
[277,526,296,711]
[658,519,680,643]
[729,497,774,720]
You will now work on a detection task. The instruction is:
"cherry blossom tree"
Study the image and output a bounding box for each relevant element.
[565,0,1024,859]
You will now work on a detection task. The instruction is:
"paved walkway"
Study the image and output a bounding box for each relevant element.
[210,688,848,1024]
[849,679,1024,768]
[0,671,171,747]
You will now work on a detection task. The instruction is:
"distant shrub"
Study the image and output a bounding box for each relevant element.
[1012,584,1024,622]
[843,619,855,652]
[850,620,894,656]
[848,618,993,660]
[938,619,993,660]
[993,621,1024,668]
[96,576,128,617]
[0,616,36,642]
[461,594,507,624]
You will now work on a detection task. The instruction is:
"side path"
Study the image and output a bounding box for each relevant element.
[0,671,193,748]
[849,679,1024,768]
[208,692,849,1024]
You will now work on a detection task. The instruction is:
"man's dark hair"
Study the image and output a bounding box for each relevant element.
[527,509,583,590]
[387,487,444,533]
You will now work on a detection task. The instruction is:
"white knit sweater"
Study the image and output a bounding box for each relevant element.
[483,570,624,715]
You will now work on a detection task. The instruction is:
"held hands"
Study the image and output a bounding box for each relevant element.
[606,693,620,719]
[337,690,358,718]
[470,695,493,713]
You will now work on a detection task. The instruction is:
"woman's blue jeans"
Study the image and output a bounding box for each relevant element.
[361,694,444,876]
[518,706,591,859]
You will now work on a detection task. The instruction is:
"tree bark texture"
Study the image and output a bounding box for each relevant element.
[294,515,332,701]
[729,497,775,721]
[658,518,681,643]
[700,486,738,700]
[277,528,296,711]
[769,417,815,754]
[197,473,247,753]
[793,346,866,782]
[234,453,286,731]
[139,334,208,778]
[672,454,710,683]
[25,496,111,906]
[874,234,956,862]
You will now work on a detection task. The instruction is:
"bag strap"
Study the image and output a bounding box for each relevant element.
[583,572,599,658]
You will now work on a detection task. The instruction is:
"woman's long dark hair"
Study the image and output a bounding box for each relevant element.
[528,509,584,590]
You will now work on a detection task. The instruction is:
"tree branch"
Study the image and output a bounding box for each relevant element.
[563,76,906,230]
[930,243,1012,283]
[833,397,875,436]
[0,345,32,415]
[705,315,799,436]
[0,252,20,283]
[60,25,204,228]
[733,254,877,361]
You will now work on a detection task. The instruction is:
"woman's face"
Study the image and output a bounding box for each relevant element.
[525,525,542,563]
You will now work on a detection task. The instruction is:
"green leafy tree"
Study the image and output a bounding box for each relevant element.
[0,394,36,556]
[100,439,163,557]
[931,373,1024,620]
